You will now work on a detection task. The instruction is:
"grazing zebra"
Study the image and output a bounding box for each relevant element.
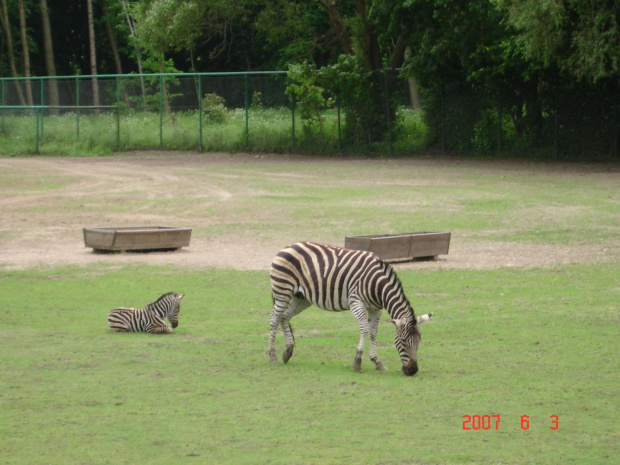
[268,241,432,376]
[108,292,184,334]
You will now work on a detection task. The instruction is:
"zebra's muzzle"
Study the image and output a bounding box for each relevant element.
[172,322,178,328]
[402,360,418,376]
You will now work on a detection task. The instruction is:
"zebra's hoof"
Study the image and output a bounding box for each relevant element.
[375,362,387,371]
[269,356,278,365]
[282,347,293,364]
[353,358,362,372]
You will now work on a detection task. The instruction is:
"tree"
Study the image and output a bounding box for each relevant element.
[18,0,34,106]
[0,0,27,104]
[102,0,123,75]
[40,0,59,108]
[131,0,200,114]
[119,0,146,98]
[87,0,100,111]
[496,0,620,82]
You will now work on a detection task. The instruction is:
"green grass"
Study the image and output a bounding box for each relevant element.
[222,160,619,247]
[0,107,427,155]
[0,263,618,464]
[0,155,618,463]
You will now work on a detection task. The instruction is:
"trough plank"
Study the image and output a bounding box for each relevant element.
[345,232,451,262]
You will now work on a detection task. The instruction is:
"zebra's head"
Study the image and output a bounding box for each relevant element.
[166,293,184,328]
[391,313,432,376]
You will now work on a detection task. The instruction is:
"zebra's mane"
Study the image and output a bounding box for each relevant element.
[145,292,176,311]
[377,259,416,322]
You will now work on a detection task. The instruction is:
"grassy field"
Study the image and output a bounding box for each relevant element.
[0,264,617,464]
[0,155,618,464]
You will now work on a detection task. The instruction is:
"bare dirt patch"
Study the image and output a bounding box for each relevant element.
[0,152,617,271]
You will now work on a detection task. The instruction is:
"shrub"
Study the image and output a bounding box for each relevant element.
[202,93,228,124]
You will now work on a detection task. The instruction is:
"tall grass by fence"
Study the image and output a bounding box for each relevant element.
[0,71,617,159]
[0,71,427,156]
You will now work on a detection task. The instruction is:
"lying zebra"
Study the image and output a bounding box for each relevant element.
[108,292,184,334]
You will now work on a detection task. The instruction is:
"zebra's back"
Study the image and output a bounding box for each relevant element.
[270,241,384,311]
[108,307,149,332]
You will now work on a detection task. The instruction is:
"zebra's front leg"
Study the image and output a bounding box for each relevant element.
[149,325,173,334]
[369,310,387,371]
[350,301,369,372]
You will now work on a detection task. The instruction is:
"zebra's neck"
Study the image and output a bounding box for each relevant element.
[379,265,415,321]
[144,301,168,318]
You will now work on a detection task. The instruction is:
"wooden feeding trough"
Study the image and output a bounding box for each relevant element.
[344,232,451,262]
[83,226,192,253]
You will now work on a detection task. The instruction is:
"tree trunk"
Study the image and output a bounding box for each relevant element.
[119,0,146,102]
[0,0,27,105]
[40,0,59,111]
[87,0,100,113]
[404,46,421,110]
[159,58,172,116]
[18,0,34,106]
[103,0,123,75]
[353,0,382,72]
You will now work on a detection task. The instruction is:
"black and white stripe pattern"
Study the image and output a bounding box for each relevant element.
[268,242,431,375]
[108,292,184,334]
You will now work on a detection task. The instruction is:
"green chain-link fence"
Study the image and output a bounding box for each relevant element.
[0,71,617,159]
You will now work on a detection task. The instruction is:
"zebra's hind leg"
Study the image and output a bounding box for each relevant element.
[268,309,281,364]
[271,296,310,365]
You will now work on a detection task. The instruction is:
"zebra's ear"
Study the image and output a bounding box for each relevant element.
[176,294,184,301]
[416,313,433,324]
[390,319,407,329]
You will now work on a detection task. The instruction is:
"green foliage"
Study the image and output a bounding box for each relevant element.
[253,0,333,68]
[131,0,202,55]
[201,93,228,124]
[496,0,620,82]
[287,56,393,149]
[250,91,263,110]
[286,62,334,144]
[402,0,619,157]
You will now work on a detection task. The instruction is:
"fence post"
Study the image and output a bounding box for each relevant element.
[441,85,446,153]
[291,93,296,152]
[35,107,41,154]
[244,73,249,150]
[76,77,80,140]
[497,94,502,155]
[159,75,164,148]
[337,96,342,152]
[614,81,618,159]
[116,76,121,149]
[198,75,203,153]
[384,69,393,156]
[40,79,45,137]
[1,80,5,132]
[554,92,559,159]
